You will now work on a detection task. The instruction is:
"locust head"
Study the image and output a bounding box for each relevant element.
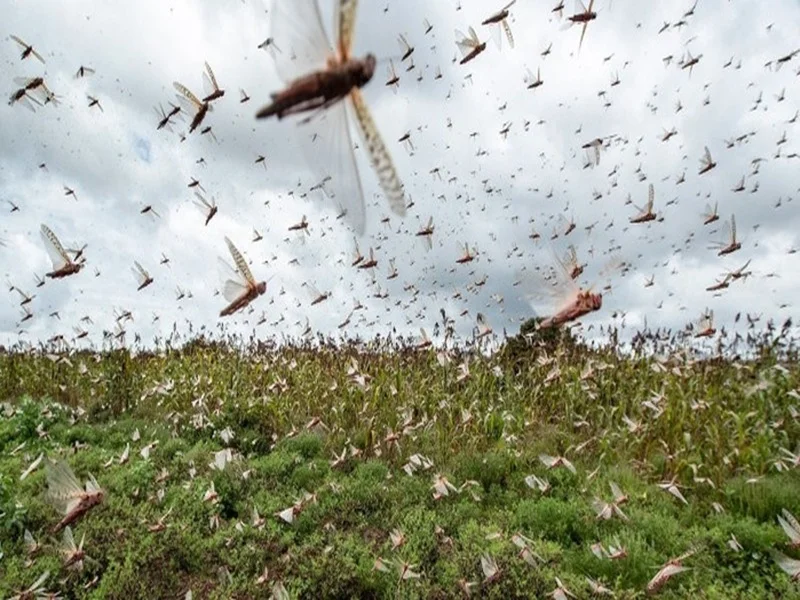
[358,54,377,86]
[580,291,602,312]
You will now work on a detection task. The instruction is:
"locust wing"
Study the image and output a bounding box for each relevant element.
[45,458,86,516]
[202,62,221,97]
[270,0,334,83]
[40,224,71,270]
[337,0,359,59]
[218,257,249,303]
[350,88,406,219]
[225,237,256,286]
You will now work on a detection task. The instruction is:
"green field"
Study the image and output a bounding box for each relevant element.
[1,332,800,599]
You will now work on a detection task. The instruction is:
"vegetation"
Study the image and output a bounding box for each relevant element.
[0,332,799,599]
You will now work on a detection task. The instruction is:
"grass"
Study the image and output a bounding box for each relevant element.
[0,333,799,598]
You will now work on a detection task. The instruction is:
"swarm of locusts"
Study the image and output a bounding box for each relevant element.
[2,319,800,597]
[3,0,800,597]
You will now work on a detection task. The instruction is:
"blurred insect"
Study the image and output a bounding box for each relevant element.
[75,65,95,78]
[201,61,225,103]
[706,275,731,292]
[475,312,492,340]
[550,576,577,599]
[60,526,88,571]
[397,33,415,61]
[525,67,543,89]
[694,310,716,338]
[358,247,378,269]
[173,81,210,134]
[194,191,218,225]
[698,145,716,174]
[45,458,104,533]
[255,0,405,236]
[778,509,800,548]
[9,76,57,110]
[582,137,605,166]
[523,253,621,329]
[10,35,45,63]
[304,281,331,306]
[647,549,696,594]
[288,214,310,236]
[456,242,476,264]
[258,36,282,55]
[455,27,487,65]
[710,214,741,256]
[218,237,267,317]
[154,102,180,131]
[702,201,719,225]
[40,224,84,279]
[132,261,154,291]
[681,49,702,76]
[772,550,800,582]
[8,571,51,600]
[562,0,597,51]
[23,528,42,558]
[562,244,585,279]
[629,183,657,223]
[482,1,517,50]
[416,216,434,250]
[481,554,502,584]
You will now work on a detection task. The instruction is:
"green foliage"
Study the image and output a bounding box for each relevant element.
[0,343,798,598]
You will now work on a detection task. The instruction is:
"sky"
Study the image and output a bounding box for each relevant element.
[0,0,798,350]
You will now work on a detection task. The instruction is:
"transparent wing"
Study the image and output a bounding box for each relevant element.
[225,237,256,285]
[295,97,366,234]
[730,214,737,242]
[202,70,216,99]
[610,481,624,499]
[778,514,800,543]
[204,62,220,93]
[270,0,334,83]
[488,22,502,50]
[556,214,573,235]
[772,550,800,576]
[305,281,323,301]
[502,19,514,48]
[62,525,76,551]
[45,458,84,515]
[131,265,145,286]
[13,76,36,87]
[350,88,406,219]
[720,219,732,245]
[337,0,359,59]
[40,224,70,270]
[10,34,27,49]
[173,82,202,110]
[646,183,655,212]
[594,254,624,287]
[564,245,578,270]
[455,30,477,57]
[217,258,249,303]
[517,263,579,315]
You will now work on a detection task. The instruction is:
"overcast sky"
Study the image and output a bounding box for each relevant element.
[1,0,798,350]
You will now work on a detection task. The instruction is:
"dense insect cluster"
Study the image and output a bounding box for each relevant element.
[1,0,799,597]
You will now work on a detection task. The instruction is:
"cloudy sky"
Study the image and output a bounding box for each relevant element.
[1,0,798,349]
